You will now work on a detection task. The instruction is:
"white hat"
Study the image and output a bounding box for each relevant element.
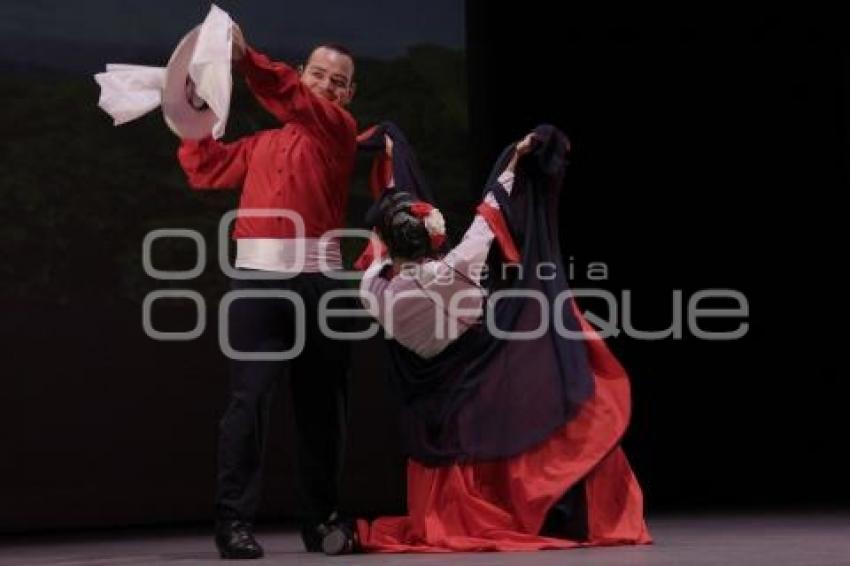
[162,5,233,140]
[95,4,234,139]
[161,27,213,139]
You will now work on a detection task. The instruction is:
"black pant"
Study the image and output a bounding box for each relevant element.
[215,272,353,524]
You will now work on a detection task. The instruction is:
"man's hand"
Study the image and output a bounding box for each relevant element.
[231,23,247,63]
[384,135,395,187]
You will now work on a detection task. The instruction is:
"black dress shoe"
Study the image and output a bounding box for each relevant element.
[215,520,264,559]
[300,519,332,552]
[321,518,359,555]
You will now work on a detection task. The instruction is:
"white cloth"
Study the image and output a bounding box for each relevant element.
[187,5,232,139]
[235,238,344,273]
[94,64,166,125]
[94,4,233,139]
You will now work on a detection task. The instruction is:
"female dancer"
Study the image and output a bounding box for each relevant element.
[328,125,651,554]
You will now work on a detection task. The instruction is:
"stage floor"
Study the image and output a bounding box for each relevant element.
[2,512,848,565]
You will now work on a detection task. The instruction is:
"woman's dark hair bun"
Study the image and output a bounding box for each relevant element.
[376,192,431,261]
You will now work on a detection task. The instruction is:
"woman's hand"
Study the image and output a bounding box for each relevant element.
[516,132,536,157]
[507,132,537,171]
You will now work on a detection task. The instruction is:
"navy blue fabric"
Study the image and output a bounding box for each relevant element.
[359,123,594,465]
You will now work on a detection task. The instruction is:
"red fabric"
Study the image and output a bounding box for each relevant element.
[177,47,358,238]
[356,125,379,144]
[356,306,652,552]
[353,236,387,271]
[358,125,393,200]
[476,202,521,263]
[409,202,434,216]
[353,138,394,268]
[368,152,393,199]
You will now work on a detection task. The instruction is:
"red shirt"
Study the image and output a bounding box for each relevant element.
[177,47,358,238]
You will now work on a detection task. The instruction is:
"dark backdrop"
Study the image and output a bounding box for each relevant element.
[467,4,846,513]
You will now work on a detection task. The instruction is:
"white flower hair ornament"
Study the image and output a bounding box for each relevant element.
[409,201,446,250]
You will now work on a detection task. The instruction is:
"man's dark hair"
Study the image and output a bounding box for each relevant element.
[315,43,354,60]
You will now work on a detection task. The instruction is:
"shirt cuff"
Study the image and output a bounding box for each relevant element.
[497,170,515,187]
[484,170,516,208]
